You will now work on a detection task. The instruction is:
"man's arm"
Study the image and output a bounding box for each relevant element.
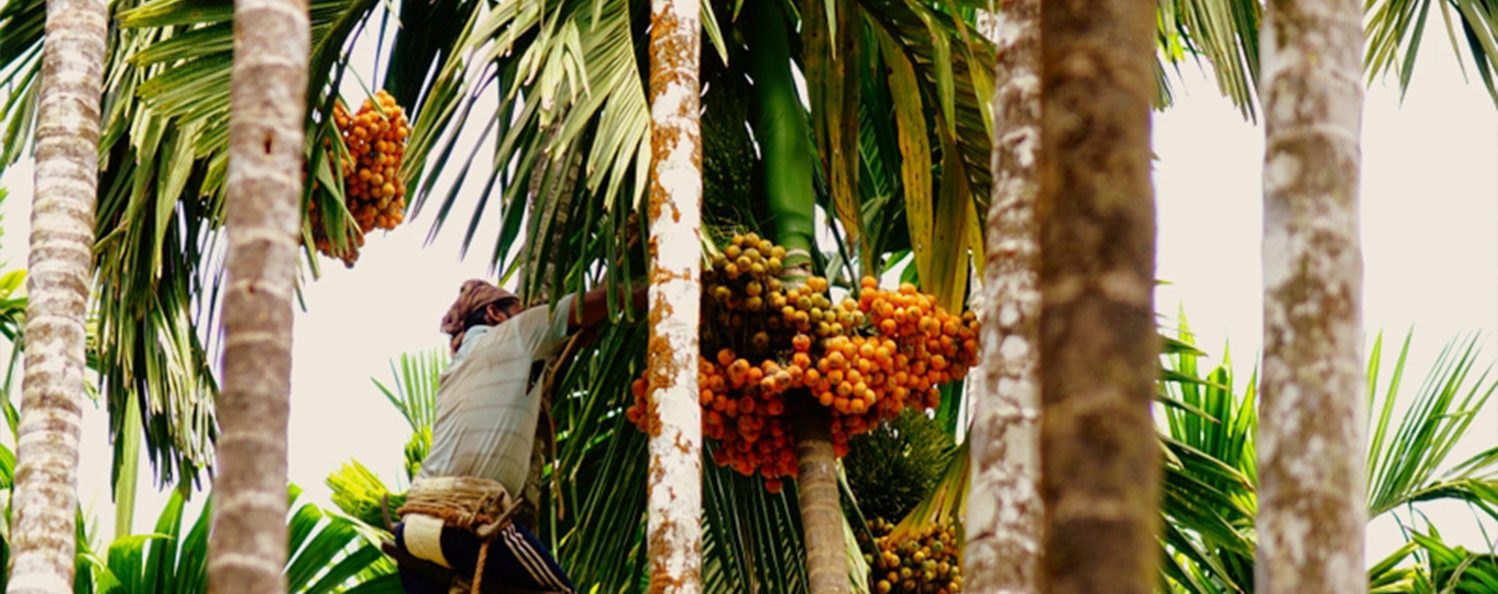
[567,282,649,333]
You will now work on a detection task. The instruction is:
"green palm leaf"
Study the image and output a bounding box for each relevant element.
[1366,332,1498,518]
[1410,526,1498,593]
[1155,0,1263,120]
[76,486,398,594]
[1366,0,1498,104]
[0,0,41,168]
[1158,325,1498,593]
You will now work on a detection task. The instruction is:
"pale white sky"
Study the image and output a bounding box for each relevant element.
[0,20,1492,569]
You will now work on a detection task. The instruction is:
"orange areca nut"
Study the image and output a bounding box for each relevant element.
[308,90,412,265]
[626,232,983,491]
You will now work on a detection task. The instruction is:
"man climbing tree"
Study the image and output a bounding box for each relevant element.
[386,278,645,594]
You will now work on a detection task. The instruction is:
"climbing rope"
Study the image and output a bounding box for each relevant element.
[397,476,519,594]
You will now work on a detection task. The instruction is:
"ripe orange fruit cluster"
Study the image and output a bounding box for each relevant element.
[701,346,800,491]
[625,232,981,492]
[856,282,980,391]
[822,279,978,456]
[336,91,409,231]
[705,353,799,487]
[308,90,410,265]
[627,351,800,493]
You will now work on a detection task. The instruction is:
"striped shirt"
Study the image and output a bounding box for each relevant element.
[419,295,575,496]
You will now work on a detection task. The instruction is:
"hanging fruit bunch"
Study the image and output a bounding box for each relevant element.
[307,90,410,265]
[626,232,980,492]
[863,518,962,593]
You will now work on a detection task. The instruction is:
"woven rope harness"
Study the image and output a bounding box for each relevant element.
[397,476,520,594]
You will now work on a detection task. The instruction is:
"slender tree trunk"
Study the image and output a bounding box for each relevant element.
[743,3,848,589]
[1256,1,1367,592]
[207,0,309,589]
[7,0,107,590]
[644,0,703,590]
[747,0,816,270]
[965,3,1043,593]
[791,405,848,594]
[517,124,579,531]
[1037,1,1160,593]
[520,123,580,308]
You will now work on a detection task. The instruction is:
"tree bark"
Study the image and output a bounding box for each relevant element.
[207,0,309,589]
[1037,1,1160,593]
[517,123,580,531]
[744,2,847,588]
[644,0,703,591]
[1256,0,1368,592]
[965,3,1043,593]
[791,405,849,594]
[6,0,107,590]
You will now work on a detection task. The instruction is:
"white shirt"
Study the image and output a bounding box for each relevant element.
[419,295,575,496]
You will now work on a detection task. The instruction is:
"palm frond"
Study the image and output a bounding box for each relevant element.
[1368,541,1423,594]
[373,349,446,435]
[1366,332,1498,518]
[1366,0,1498,104]
[77,485,399,593]
[1158,327,1257,593]
[405,0,649,289]
[804,0,867,254]
[1409,526,1498,593]
[83,0,438,489]
[6,0,393,489]
[703,450,812,593]
[0,0,41,171]
[861,0,993,206]
[541,320,652,591]
[1157,325,1498,593]
[1156,0,1262,120]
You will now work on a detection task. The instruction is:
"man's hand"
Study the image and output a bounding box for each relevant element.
[568,281,649,333]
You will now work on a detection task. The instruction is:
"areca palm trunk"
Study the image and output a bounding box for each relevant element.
[7,0,108,590]
[746,3,845,592]
[518,123,579,531]
[965,3,1043,592]
[644,0,703,590]
[1037,1,1160,593]
[1256,0,1368,592]
[790,403,845,593]
[749,1,817,269]
[207,0,309,589]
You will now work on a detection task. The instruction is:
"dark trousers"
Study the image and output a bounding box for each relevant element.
[393,520,575,594]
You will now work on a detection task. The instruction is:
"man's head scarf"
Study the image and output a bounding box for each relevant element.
[441,279,520,351]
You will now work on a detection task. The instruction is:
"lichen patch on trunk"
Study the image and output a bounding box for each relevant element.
[10,0,108,590]
[207,0,310,591]
[1257,2,1368,592]
[644,0,704,591]
[965,4,1045,594]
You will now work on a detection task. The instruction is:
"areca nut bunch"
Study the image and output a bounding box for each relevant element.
[336,90,409,232]
[626,232,981,492]
[307,90,410,265]
[865,518,962,593]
